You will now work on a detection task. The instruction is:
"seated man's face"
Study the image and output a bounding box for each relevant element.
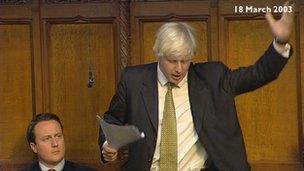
[30,120,65,167]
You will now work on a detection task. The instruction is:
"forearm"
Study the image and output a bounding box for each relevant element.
[225,42,292,95]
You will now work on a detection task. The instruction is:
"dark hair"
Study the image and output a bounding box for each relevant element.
[26,113,63,144]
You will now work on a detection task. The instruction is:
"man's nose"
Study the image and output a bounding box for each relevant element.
[51,138,58,147]
[175,62,182,73]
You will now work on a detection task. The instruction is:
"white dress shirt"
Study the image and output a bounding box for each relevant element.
[150,65,208,171]
[273,41,291,58]
[39,159,65,171]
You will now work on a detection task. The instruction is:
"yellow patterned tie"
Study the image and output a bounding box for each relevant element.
[160,82,177,171]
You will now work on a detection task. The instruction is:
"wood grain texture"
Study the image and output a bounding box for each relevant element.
[0,1,303,170]
[0,25,34,164]
[130,0,213,65]
[226,19,300,165]
[251,163,304,171]
[46,23,116,167]
[118,0,130,70]
[299,3,304,165]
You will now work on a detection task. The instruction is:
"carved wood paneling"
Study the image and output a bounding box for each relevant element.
[38,2,121,170]
[0,24,35,166]
[0,1,303,171]
[131,0,214,65]
[219,0,303,170]
[299,3,304,165]
[44,0,112,4]
[118,0,130,70]
[229,19,299,162]
[45,23,116,169]
[0,0,30,4]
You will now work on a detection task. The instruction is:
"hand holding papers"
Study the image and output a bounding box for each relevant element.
[97,115,145,149]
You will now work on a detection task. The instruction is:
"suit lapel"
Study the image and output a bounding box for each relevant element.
[140,63,158,137]
[139,63,214,137]
[33,161,42,171]
[188,64,214,134]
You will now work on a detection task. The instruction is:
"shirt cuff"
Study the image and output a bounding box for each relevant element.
[103,140,108,147]
[273,40,291,58]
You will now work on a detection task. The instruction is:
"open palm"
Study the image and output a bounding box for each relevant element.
[265,2,295,43]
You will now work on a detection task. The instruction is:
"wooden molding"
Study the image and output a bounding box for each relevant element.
[118,0,130,70]
[0,0,31,5]
[44,0,113,4]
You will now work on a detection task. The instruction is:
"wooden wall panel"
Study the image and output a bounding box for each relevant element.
[227,19,299,162]
[300,4,304,166]
[39,2,122,170]
[0,1,303,171]
[45,23,117,169]
[131,0,215,65]
[219,0,303,170]
[0,24,34,167]
[142,21,208,64]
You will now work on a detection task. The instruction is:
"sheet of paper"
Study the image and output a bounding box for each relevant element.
[97,115,145,149]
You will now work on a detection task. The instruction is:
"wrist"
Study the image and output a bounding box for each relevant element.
[273,40,291,58]
[275,37,288,45]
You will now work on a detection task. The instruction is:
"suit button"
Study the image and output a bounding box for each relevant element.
[148,158,152,162]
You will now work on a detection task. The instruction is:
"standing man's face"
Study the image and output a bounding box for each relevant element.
[30,120,65,168]
[158,56,191,85]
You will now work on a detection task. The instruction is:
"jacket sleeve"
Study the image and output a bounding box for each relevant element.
[98,68,128,163]
[222,43,292,96]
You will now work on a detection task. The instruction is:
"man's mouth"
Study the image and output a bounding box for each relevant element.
[172,75,181,80]
[52,150,60,155]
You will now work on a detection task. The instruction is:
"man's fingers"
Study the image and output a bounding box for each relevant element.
[102,152,117,158]
[265,12,276,28]
[105,154,117,161]
[289,3,295,16]
[104,147,117,154]
[283,0,289,7]
[102,149,116,156]
[102,147,118,156]
[282,3,295,28]
[102,141,118,153]
[102,149,118,161]
[104,155,117,162]
[283,2,295,16]
[102,142,118,161]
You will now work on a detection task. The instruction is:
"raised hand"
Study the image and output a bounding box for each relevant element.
[265,1,295,44]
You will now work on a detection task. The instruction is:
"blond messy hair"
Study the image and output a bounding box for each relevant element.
[153,22,197,60]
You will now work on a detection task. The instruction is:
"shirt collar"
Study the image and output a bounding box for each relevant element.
[39,159,65,171]
[157,63,188,87]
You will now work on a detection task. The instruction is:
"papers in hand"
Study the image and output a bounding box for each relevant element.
[97,115,145,149]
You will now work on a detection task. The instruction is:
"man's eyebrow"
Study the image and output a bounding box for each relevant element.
[41,135,52,139]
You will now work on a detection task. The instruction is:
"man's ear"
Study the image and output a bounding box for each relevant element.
[30,142,38,153]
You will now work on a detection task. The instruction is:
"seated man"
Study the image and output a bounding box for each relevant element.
[22,113,96,171]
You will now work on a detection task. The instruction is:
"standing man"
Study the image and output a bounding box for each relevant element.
[22,113,96,171]
[99,3,294,171]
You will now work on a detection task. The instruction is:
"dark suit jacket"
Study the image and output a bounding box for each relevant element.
[99,43,292,171]
[21,160,96,171]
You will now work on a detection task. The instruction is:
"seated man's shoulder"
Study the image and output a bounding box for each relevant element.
[19,161,40,171]
[63,160,97,171]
